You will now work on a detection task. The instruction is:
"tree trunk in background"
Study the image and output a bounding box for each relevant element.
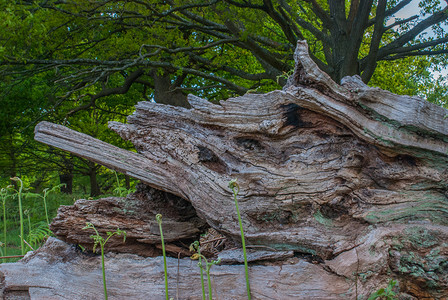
[125,174,130,190]
[59,173,73,194]
[6,134,18,188]
[151,70,190,108]
[88,161,100,197]
[59,157,73,194]
[14,40,448,299]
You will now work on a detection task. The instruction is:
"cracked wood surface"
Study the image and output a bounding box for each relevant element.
[26,40,448,298]
[0,238,352,299]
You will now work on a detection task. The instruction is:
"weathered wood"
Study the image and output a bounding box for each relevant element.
[34,122,186,198]
[50,185,207,257]
[218,249,294,264]
[0,238,354,299]
[26,40,448,298]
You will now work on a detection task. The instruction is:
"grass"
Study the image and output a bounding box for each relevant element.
[1,188,9,259]
[190,241,221,300]
[190,241,207,300]
[154,179,250,300]
[0,173,133,263]
[25,184,66,226]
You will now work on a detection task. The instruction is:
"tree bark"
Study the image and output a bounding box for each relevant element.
[151,70,190,108]
[18,40,448,298]
[125,175,130,190]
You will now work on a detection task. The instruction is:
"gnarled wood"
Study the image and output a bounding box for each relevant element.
[24,40,448,298]
[50,185,207,257]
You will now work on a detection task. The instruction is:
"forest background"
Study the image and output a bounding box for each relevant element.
[0,0,447,258]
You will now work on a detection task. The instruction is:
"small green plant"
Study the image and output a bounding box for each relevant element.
[228,179,251,300]
[276,69,294,85]
[190,241,220,300]
[0,187,11,258]
[24,209,32,248]
[190,241,206,300]
[26,184,66,225]
[368,279,398,300]
[10,177,25,255]
[156,214,169,300]
[113,171,134,197]
[83,222,126,300]
[27,221,52,249]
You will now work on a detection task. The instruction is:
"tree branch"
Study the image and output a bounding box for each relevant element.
[384,37,448,55]
[66,69,145,116]
[188,53,277,80]
[377,7,448,59]
[276,1,305,40]
[367,0,413,27]
[139,38,240,57]
[384,0,414,17]
[347,0,359,28]
[329,0,347,33]
[262,0,297,44]
[301,0,333,29]
[384,15,419,32]
[361,0,387,82]
[381,49,448,60]
[223,0,265,9]
[224,19,290,72]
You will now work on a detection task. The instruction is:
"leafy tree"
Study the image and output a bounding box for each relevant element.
[1,1,447,193]
[0,73,56,183]
[1,0,447,104]
[0,64,137,195]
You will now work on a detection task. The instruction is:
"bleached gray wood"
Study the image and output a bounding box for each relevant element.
[0,238,353,299]
[34,121,186,198]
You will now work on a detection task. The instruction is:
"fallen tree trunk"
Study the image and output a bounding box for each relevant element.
[2,40,448,299]
[0,237,351,299]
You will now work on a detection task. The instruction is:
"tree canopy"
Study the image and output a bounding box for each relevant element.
[1,0,448,193]
[1,0,448,103]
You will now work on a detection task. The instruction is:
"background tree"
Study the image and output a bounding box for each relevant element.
[1,0,447,192]
[2,1,447,100]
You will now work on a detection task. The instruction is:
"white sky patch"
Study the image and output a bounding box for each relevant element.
[387,0,448,78]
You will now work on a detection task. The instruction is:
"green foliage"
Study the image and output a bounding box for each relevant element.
[112,171,135,197]
[0,187,11,258]
[9,177,25,255]
[25,184,66,225]
[83,222,126,300]
[0,178,82,262]
[368,279,398,300]
[27,221,52,249]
